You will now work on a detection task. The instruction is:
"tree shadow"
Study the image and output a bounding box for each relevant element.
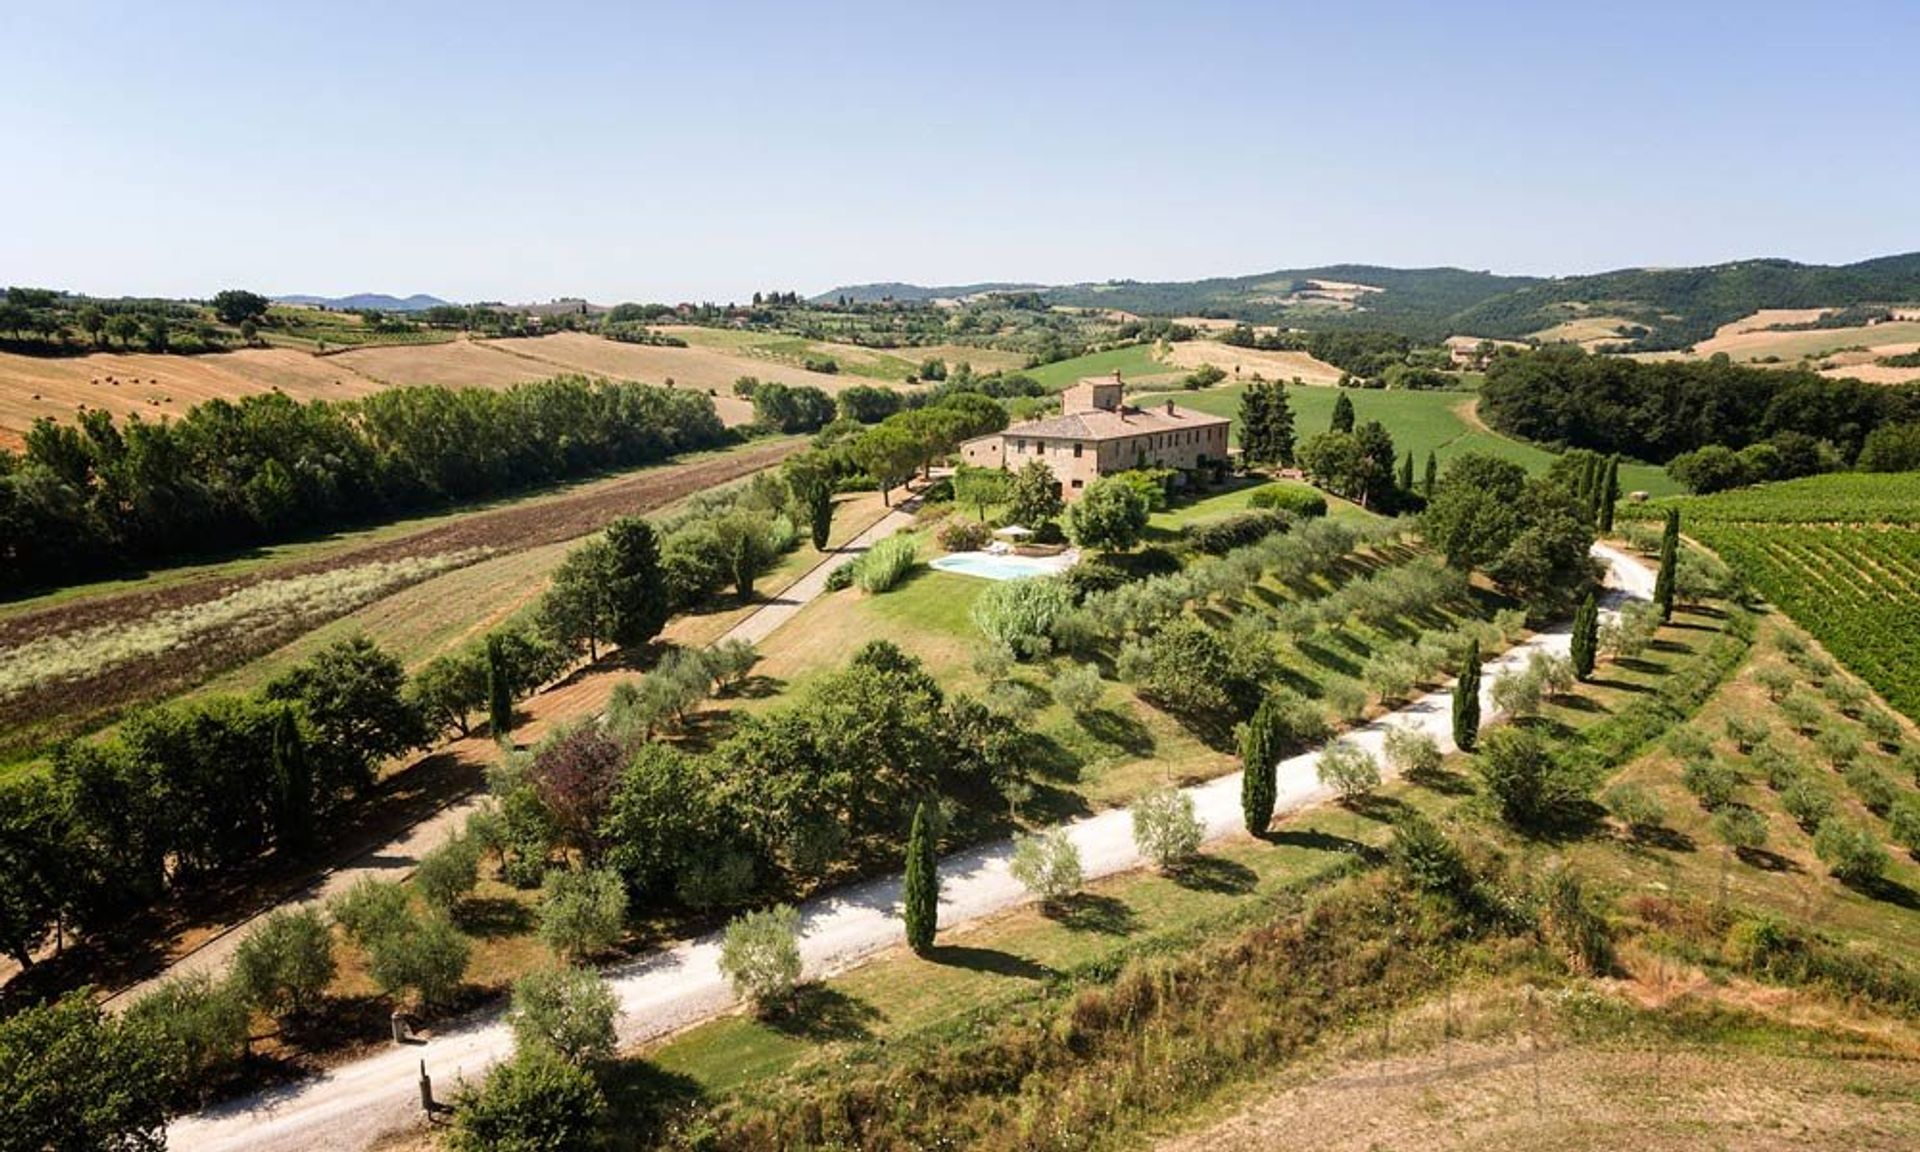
[1075,707,1155,757]
[721,673,785,699]
[1555,694,1608,714]
[1406,765,1476,796]
[1342,792,1406,822]
[763,983,881,1042]
[1268,827,1379,860]
[1295,639,1361,678]
[925,945,1056,981]
[1855,875,1920,911]
[599,1060,708,1151]
[1734,846,1799,873]
[1171,855,1258,894]
[1613,656,1670,676]
[1045,892,1140,936]
[1628,825,1697,854]
[452,895,535,939]
[1588,675,1651,695]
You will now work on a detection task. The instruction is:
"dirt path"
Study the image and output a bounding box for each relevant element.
[99,497,911,1007]
[168,545,1653,1152]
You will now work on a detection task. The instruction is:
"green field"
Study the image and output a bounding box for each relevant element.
[1024,343,1178,391]
[1137,382,1681,496]
[1647,472,1920,723]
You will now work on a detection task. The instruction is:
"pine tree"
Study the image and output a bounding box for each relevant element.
[1654,508,1679,621]
[1598,455,1619,532]
[1270,382,1297,466]
[1236,384,1272,467]
[903,802,938,953]
[1570,592,1599,681]
[1240,694,1283,836]
[1330,390,1355,434]
[273,706,313,853]
[1453,639,1482,752]
[1422,451,1437,499]
[487,633,514,742]
[1397,450,1415,494]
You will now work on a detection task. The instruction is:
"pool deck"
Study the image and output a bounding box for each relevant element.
[931,548,1081,580]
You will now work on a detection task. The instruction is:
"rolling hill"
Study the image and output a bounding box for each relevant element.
[274,292,453,311]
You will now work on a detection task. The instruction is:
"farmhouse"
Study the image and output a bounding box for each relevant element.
[960,373,1231,499]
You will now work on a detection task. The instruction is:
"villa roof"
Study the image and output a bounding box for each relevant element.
[996,402,1228,443]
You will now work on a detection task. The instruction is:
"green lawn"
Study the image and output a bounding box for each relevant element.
[1139,383,1680,496]
[1025,344,1178,391]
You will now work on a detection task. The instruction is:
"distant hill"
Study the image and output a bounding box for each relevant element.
[816,254,1920,350]
[1448,253,1920,350]
[811,281,1044,305]
[275,292,453,312]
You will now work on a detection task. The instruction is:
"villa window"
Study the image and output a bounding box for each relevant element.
[1073,442,1083,458]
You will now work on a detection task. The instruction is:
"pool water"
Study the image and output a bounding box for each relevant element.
[929,552,1064,581]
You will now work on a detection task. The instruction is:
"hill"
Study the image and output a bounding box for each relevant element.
[812,281,1045,304]
[273,292,453,311]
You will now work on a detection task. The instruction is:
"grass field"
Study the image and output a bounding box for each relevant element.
[1134,382,1681,496]
[664,326,1025,383]
[1643,472,1920,723]
[1024,343,1182,391]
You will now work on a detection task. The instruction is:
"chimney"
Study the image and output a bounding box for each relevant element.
[1112,369,1123,383]
[1164,399,1175,415]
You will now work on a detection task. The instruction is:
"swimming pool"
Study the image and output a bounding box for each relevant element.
[929,552,1072,581]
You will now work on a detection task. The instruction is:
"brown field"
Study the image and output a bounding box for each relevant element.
[1529,315,1643,347]
[1164,338,1344,384]
[325,337,549,389]
[0,440,802,756]
[1677,315,1920,365]
[0,347,377,448]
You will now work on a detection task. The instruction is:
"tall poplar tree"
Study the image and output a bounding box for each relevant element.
[903,802,938,953]
[1654,508,1680,621]
[1453,639,1482,752]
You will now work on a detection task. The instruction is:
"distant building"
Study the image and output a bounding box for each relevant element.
[959,373,1231,500]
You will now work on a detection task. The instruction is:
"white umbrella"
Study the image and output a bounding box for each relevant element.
[993,524,1035,537]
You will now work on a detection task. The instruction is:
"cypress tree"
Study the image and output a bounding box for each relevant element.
[1239,694,1283,836]
[272,706,313,853]
[1330,390,1355,434]
[605,517,668,648]
[1570,592,1599,681]
[1654,508,1680,621]
[807,488,834,552]
[903,801,938,953]
[1422,451,1437,499]
[487,634,514,742]
[1598,456,1619,532]
[1397,450,1415,494]
[1237,383,1271,467]
[1271,383,1297,466]
[1453,639,1482,752]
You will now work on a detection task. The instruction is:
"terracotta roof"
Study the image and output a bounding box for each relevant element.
[998,403,1228,443]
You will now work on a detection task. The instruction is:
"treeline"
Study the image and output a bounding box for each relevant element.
[1,286,219,353]
[1479,346,1920,465]
[0,376,728,594]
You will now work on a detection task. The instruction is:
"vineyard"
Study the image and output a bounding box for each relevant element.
[1652,472,1920,723]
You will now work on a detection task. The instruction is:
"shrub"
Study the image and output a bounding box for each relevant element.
[1248,484,1327,518]
[1010,828,1085,906]
[1779,692,1824,734]
[1751,744,1803,791]
[1490,664,1542,718]
[1860,708,1904,750]
[1542,868,1612,977]
[1382,723,1443,780]
[231,907,335,1018]
[367,912,471,1011]
[1119,620,1236,717]
[1813,817,1889,886]
[1602,782,1666,837]
[1681,757,1740,810]
[1323,676,1367,725]
[1780,779,1833,832]
[1317,739,1381,803]
[1889,798,1920,854]
[1821,677,1869,717]
[508,966,621,1065]
[1185,509,1290,555]
[123,973,250,1104]
[449,1043,607,1152]
[1711,804,1769,853]
[971,577,1075,660]
[718,904,803,1013]
[1052,663,1106,718]
[854,535,918,593]
[1131,787,1203,871]
[329,876,414,947]
[1842,763,1897,816]
[1814,728,1862,769]
[1475,727,1581,830]
[1387,809,1467,895]
[1751,663,1796,702]
[1903,745,1920,787]
[1530,651,1576,699]
[1665,725,1713,762]
[937,519,992,552]
[1723,715,1769,754]
[824,559,858,591]
[415,834,482,913]
[538,868,628,961]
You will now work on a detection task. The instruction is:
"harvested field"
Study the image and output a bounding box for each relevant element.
[0,346,377,447]
[1529,314,1642,346]
[0,439,802,757]
[1163,338,1343,384]
[326,336,555,389]
[1679,316,1920,365]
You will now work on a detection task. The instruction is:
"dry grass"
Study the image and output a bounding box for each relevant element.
[0,346,376,447]
[1529,315,1644,347]
[1162,338,1343,385]
[1672,316,1920,368]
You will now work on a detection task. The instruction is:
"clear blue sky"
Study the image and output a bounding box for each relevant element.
[2,0,1915,304]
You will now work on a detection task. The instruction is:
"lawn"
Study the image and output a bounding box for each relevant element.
[1137,382,1681,496]
[1024,343,1180,391]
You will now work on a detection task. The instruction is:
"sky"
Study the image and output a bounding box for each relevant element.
[2,0,1916,304]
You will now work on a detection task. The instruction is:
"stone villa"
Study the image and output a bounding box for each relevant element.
[959,373,1231,500]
